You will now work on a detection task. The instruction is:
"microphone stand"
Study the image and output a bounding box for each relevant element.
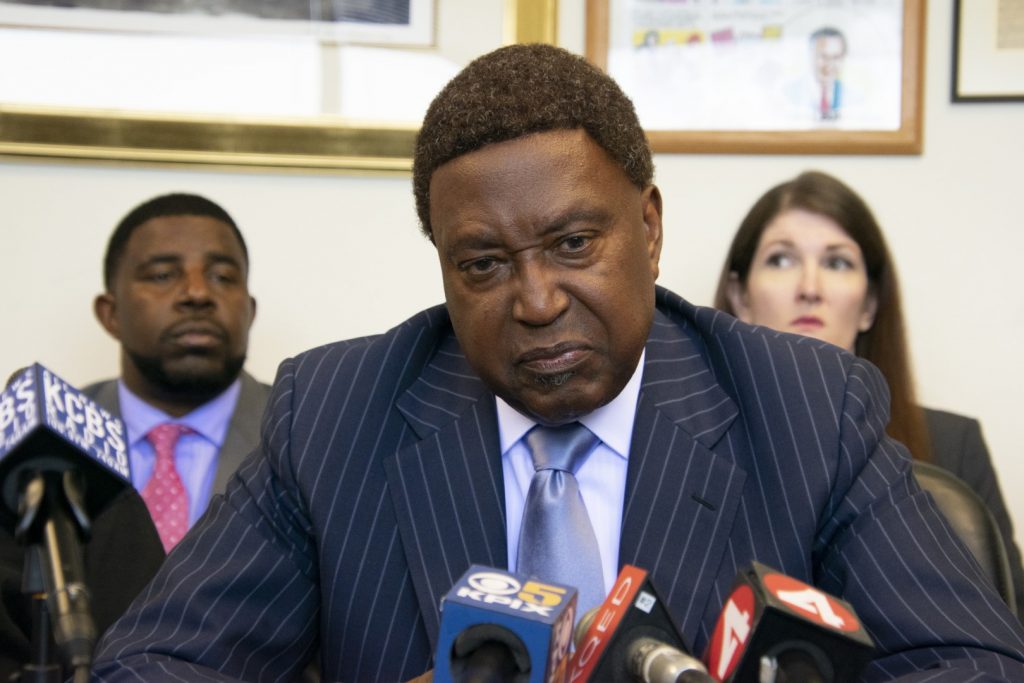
[15,471,95,683]
[19,539,63,682]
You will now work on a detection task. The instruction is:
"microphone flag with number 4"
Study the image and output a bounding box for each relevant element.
[705,561,874,683]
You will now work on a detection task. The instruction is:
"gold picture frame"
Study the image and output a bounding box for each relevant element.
[0,0,556,172]
[585,0,924,155]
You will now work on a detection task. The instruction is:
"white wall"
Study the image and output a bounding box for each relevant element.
[2,1,1022,548]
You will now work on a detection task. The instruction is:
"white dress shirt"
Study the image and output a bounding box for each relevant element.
[497,350,644,593]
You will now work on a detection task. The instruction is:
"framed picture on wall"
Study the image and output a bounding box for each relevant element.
[0,0,554,171]
[952,0,1024,102]
[586,0,925,154]
[0,0,435,46]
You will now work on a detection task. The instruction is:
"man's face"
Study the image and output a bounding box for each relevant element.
[430,129,663,426]
[94,215,256,408]
[814,35,846,83]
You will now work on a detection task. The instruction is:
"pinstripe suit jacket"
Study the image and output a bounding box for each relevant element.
[94,288,1024,682]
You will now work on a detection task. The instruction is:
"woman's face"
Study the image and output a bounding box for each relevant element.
[727,208,877,353]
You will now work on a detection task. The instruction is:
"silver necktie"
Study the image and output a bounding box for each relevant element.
[517,422,605,617]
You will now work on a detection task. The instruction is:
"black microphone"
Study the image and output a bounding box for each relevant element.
[433,565,577,683]
[703,562,874,683]
[568,565,714,683]
[1,364,132,676]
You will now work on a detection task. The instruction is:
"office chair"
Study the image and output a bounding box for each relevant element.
[912,461,1017,616]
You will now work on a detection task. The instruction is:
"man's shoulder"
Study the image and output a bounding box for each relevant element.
[82,378,116,395]
[82,378,120,413]
[283,303,453,390]
[655,286,858,371]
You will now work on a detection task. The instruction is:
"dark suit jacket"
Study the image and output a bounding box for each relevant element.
[93,289,1024,682]
[84,371,271,498]
[924,407,1024,617]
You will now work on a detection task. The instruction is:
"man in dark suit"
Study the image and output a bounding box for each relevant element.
[88,193,270,552]
[93,45,1024,681]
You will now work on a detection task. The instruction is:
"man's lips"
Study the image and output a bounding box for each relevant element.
[517,342,589,374]
[165,321,226,347]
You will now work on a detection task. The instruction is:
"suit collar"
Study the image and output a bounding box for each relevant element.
[388,332,506,647]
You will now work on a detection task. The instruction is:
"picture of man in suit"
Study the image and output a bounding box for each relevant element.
[89,192,270,552]
[93,45,1024,681]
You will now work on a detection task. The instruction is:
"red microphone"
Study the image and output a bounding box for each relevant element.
[568,565,713,683]
[704,562,874,683]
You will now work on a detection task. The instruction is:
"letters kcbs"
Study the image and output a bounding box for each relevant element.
[0,365,127,475]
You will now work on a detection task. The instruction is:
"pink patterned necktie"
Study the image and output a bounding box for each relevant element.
[142,423,193,553]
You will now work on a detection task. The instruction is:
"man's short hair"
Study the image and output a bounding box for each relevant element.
[412,43,654,240]
[103,193,248,290]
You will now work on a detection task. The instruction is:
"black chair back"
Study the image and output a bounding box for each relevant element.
[913,461,1017,616]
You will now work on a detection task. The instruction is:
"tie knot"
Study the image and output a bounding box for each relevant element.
[146,423,193,458]
[525,423,598,474]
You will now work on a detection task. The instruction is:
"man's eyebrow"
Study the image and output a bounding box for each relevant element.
[543,208,611,233]
[207,252,244,268]
[135,253,182,268]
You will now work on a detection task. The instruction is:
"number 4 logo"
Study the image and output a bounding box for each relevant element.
[764,573,861,633]
[707,584,755,680]
[716,599,752,678]
[775,588,845,628]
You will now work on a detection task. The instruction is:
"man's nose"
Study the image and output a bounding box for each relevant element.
[178,270,213,306]
[512,261,569,326]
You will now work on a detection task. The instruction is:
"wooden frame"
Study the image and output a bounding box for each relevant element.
[0,0,555,172]
[952,0,1024,103]
[586,0,925,155]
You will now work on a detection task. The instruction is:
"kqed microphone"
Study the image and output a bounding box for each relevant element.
[704,562,874,683]
[0,363,132,677]
[433,565,577,683]
[568,565,714,683]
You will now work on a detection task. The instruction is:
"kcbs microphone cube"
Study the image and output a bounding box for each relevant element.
[705,561,874,683]
[0,363,130,526]
[434,565,577,683]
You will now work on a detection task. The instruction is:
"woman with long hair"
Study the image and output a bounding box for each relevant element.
[714,170,1022,616]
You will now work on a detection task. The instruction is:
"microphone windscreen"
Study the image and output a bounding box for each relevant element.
[434,565,577,683]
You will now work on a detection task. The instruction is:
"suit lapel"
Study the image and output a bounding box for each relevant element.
[386,333,507,649]
[620,310,746,648]
[86,380,120,415]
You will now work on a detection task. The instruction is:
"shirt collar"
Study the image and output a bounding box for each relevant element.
[118,377,242,447]
[495,349,645,460]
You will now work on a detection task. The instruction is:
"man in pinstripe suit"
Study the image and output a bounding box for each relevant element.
[93,44,1024,682]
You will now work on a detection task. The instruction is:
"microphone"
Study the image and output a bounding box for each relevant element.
[704,562,874,683]
[433,565,577,683]
[1,363,132,675]
[568,565,714,683]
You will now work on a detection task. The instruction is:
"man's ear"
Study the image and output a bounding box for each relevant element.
[93,293,121,341]
[641,185,664,281]
[725,272,753,323]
